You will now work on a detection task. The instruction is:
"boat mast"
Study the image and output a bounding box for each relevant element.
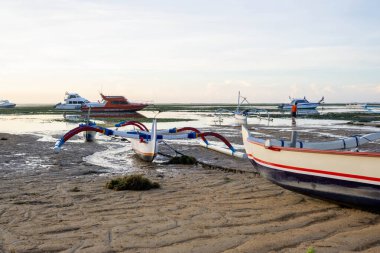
[237,91,241,113]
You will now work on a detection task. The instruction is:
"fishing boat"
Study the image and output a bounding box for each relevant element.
[54,120,246,162]
[81,93,149,113]
[54,92,90,110]
[241,125,380,209]
[279,97,324,110]
[0,100,16,108]
[128,120,158,162]
[215,91,271,125]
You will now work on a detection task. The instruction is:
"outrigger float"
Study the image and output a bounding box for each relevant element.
[54,120,247,162]
[242,125,380,208]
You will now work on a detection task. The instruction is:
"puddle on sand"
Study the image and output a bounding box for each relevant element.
[83,142,142,174]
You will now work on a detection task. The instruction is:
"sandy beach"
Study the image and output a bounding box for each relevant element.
[1,129,380,253]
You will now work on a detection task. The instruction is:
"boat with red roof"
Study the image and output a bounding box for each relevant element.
[81,93,149,112]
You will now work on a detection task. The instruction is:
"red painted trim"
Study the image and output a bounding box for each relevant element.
[250,155,380,183]
[247,138,380,157]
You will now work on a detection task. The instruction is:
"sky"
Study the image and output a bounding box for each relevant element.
[1,0,380,104]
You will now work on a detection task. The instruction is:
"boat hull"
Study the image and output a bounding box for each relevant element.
[234,113,247,125]
[81,104,148,113]
[129,120,158,162]
[279,103,320,110]
[130,139,157,162]
[242,126,380,209]
[250,159,380,208]
[54,103,81,110]
[0,104,16,108]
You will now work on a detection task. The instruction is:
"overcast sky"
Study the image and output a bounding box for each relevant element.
[1,0,380,104]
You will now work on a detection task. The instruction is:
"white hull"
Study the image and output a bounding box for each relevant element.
[234,113,247,125]
[241,126,380,208]
[54,103,82,110]
[0,100,16,108]
[54,92,89,110]
[130,120,158,162]
[280,103,320,110]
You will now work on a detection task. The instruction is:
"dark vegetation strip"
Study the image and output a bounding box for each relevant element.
[2,105,380,122]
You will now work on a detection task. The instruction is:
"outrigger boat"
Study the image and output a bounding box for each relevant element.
[242,126,380,208]
[54,120,246,162]
[215,91,271,125]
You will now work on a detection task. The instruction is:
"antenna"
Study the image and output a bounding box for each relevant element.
[151,104,162,119]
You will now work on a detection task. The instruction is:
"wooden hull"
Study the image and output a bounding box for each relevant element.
[130,120,158,162]
[242,126,380,208]
[130,139,157,162]
[234,113,247,125]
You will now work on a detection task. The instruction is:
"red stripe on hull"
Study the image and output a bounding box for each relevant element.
[249,154,380,183]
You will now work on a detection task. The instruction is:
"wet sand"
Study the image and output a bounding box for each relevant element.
[1,129,380,253]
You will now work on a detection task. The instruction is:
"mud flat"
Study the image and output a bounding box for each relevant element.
[1,131,380,253]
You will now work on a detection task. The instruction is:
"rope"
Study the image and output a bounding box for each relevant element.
[161,140,186,157]
[362,136,372,142]
[110,136,131,143]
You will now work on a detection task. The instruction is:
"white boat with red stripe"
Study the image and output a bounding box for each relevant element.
[242,125,380,209]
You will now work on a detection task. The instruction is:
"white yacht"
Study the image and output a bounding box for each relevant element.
[54,92,90,110]
[0,100,16,108]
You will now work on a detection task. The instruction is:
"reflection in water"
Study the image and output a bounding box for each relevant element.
[296,109,320,116]
[278,108,320,116]
[63,112,146,121]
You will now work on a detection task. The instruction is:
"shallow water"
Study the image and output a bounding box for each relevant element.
[1,105,379,174]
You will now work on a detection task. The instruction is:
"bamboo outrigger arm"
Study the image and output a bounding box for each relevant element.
[249,131,380,150]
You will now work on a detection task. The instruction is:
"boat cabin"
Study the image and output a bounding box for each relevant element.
[290,98,309,105]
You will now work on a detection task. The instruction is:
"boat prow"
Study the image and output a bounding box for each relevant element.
[130,119,158,162]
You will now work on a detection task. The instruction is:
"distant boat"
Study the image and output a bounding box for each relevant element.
[346,103,366,109]
[0,100,16,108]
[81,93,149,113]
[279,97,324,110]
[242,125,380,209]
[365,104,380,109]
[215,91,271,125]
[54,92,90,110]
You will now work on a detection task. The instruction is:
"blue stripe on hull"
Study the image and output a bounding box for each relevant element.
[249,160,380,209]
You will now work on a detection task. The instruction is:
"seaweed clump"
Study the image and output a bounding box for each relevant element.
[106,174,160,191]
[167,155,197,165]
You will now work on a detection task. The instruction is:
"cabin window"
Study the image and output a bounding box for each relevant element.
[111,101,129,105]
